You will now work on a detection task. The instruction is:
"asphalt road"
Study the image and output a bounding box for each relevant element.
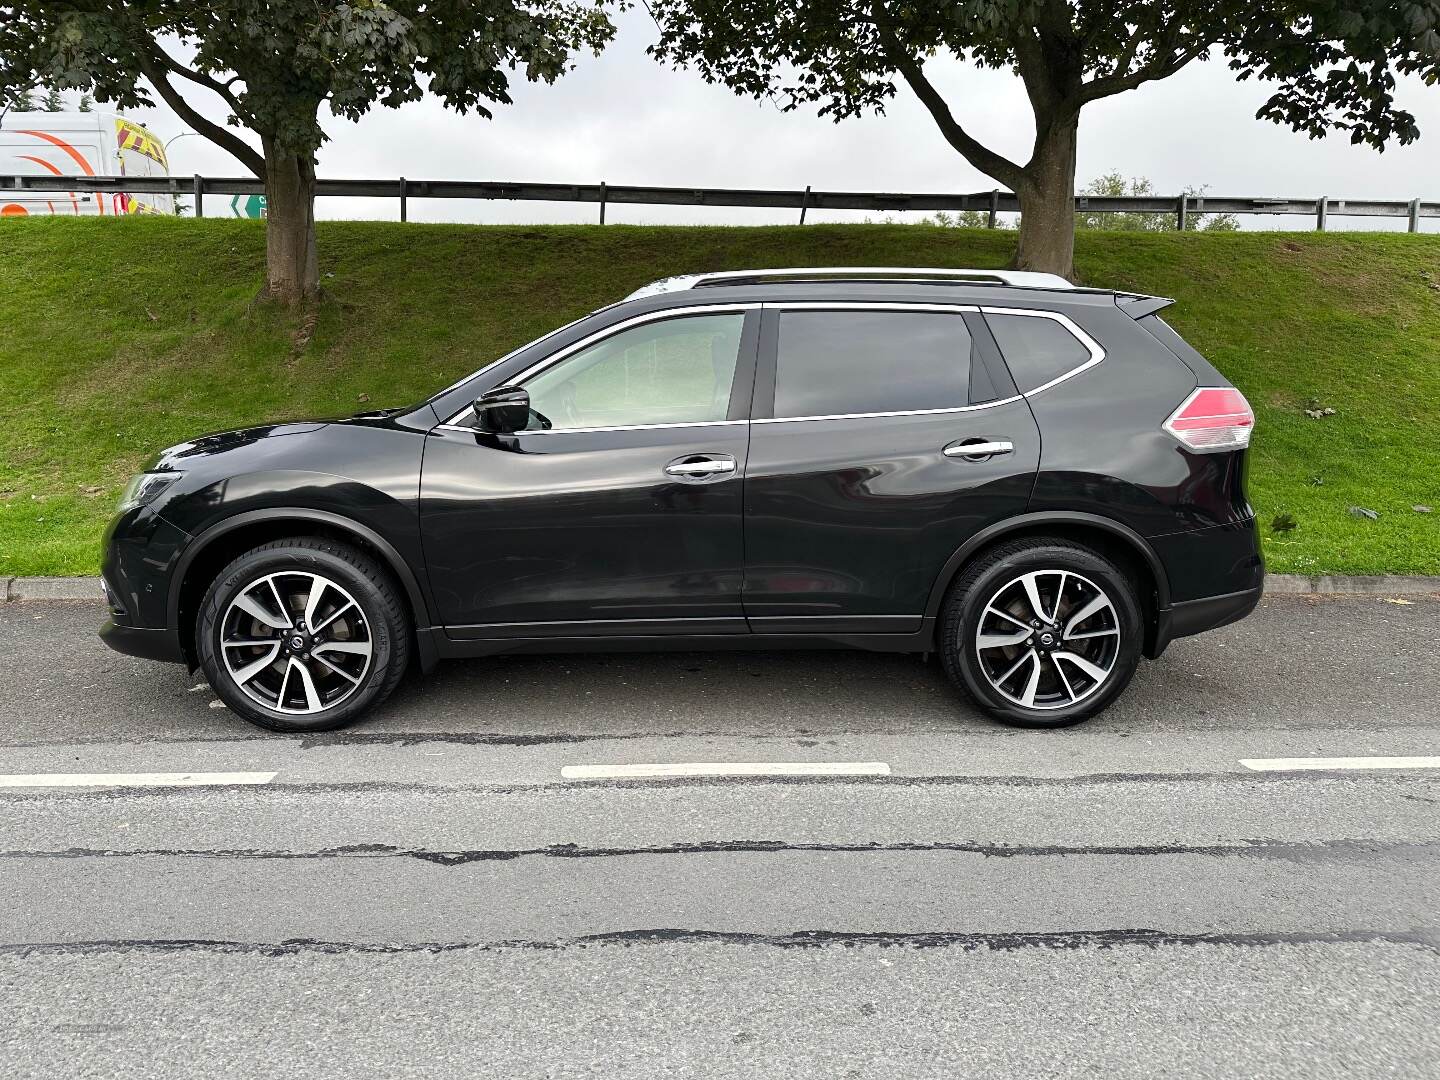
[2,594,1438,1079]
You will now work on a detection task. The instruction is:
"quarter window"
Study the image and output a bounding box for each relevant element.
[985,312,1092,393]
[773,311,972,418]
[521,313,744,430]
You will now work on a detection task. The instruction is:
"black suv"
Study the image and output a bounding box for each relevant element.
[100,267,1262,732]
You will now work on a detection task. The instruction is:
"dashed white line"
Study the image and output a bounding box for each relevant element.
[560,761,892,780]
[0,772,277,789]
[1240,756,1440,772]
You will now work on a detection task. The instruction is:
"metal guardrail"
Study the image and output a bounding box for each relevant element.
[4,173,1436,230]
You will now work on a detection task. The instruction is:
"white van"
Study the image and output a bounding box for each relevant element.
[0,111,175,217]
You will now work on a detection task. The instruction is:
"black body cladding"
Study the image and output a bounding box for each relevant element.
[100,276,1262,694]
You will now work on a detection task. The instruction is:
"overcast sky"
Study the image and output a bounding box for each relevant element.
[118,9,1439,230]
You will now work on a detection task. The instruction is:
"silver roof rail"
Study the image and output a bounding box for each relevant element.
[624,266,1074,300]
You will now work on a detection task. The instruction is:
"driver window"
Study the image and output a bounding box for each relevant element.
[521,313,744,430]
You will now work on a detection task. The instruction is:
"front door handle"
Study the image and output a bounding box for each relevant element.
[943,439,1014,460]
[665,454,737,479]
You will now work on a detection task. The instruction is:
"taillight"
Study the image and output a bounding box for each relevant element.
[1163,387,1254,452]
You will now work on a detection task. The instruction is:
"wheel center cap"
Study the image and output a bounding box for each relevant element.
[1039,631,1055,647]
[289,634,307,651]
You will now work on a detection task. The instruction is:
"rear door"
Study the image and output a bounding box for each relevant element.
[741,303,1041,632]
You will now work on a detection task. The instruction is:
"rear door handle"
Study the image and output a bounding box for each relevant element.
[665,454,737,479]
[943,439,1014,460]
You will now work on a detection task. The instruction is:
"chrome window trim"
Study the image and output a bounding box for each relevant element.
[439,299,1103,431]
[980,306,1105,397]
[753,397,1023,425]
[758,301,1103,422]
[759,302,982,422]
[436,418,747,436]
[441,303,759,429]
[765,301,978,314]
[755,300,1095,424]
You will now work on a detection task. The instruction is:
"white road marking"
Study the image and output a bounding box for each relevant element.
[560,761,891,780]
[0,771,277,789]
[1240,756,1440,772]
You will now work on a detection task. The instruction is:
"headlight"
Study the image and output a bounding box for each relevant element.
[118,472,181,512]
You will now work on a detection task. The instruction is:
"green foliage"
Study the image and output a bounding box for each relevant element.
[2,3,617,297]
[647,2,1440,150]
[1,2,617,166]
[0,217,1436,578]
[76,91,91,112]
[41,85,63,111]
[915,174,1242,232]
[922,210,1013,230]
[645,1,1440,271]
[1077,172,1239,233]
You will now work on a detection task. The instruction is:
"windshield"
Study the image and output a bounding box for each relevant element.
[425,306,617,403]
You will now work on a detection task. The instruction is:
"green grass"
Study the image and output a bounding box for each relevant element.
[1,216,1437,576]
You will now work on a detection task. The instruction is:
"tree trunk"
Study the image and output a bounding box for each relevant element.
[261,140,319,305]
[1013,115,1079,281]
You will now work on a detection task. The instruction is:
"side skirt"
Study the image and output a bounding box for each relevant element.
[433,620,936,660]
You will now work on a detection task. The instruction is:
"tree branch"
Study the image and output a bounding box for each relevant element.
[1109,22,1148,82]
[873,21,1024,190]
[1007,3,1091,155]
[154,48,249,121]
[1076,36,1210,105]
[1011,24,1058,113]
[136,51,265,177]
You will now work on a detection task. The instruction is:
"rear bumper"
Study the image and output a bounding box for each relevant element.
[99,616,187,664]
[1152,584,1263,656]
[1146,516,1263,657]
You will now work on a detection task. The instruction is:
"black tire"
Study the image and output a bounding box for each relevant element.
[939,537,1143,728]
[196,536,411,733]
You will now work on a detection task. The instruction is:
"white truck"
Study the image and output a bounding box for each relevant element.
[0,111,175,217]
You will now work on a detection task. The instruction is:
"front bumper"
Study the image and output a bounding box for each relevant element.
[97,505,193,666]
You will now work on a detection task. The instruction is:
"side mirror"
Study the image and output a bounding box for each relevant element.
[473,386,530,434]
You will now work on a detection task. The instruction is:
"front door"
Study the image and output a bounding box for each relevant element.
[742,304,1042,632]
[421,307,759,637]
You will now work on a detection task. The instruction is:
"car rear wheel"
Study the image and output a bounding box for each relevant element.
[196,537,410,732]
[940,538,1143,728]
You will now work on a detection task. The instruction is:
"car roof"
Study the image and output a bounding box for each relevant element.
[625,267,1074,299]
[617,267,1146,312]
[612,279,1123,316]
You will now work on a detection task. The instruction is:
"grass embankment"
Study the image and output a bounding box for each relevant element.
[1,217,1437,576]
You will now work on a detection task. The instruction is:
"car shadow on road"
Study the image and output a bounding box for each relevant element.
[9,595,1438,743]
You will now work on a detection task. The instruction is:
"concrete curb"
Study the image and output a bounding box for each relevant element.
[3,573,1438,603]
[1263,574,1440,596]
[6,577,101,602]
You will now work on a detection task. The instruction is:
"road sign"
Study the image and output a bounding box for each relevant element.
[229,193,266,219]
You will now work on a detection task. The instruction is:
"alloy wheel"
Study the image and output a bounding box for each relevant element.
[973,569,1120,711]
[219,571,373,715]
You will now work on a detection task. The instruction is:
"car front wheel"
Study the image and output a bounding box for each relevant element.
[196,537,411,732]
[940,538,1143,728]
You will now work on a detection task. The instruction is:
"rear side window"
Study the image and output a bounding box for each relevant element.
[985,312,1092,393]
[773,311,971,418]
